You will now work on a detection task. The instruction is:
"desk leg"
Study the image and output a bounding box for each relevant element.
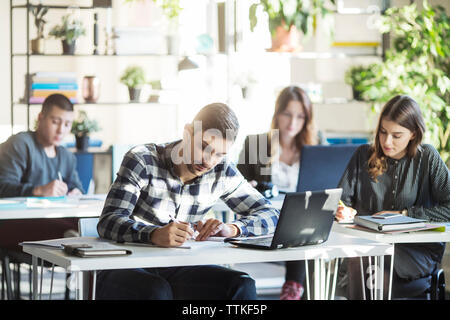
[39,258,44,300]
[74,271,84,300]
[314,259,320,300]
[388,252,394,300]
[330,258,339,300]
[321,260,326,300]
[359,257,366,300]
[305,260,310,300]
[32,256,38,300]
[325,260,331,299]
[91,271,97,300]
[379,256,384,300]
[49,264,55,300]
[82,271,90,300]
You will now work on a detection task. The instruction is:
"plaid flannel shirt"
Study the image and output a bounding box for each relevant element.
[97,141,279,243]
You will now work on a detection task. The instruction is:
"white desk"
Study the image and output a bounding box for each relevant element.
[332,222,450,244]
[0,195,105,220]
[332,222,450,299]
[0,195,106,300]
[22,231,393,300]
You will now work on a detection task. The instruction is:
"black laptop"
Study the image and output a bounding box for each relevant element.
[228,188,342,250]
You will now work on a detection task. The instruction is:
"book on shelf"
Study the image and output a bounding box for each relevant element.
[31,83,79,90]
[32,89,77,98]
[33,71,77,78]
[32,76,78,84]
[354,214,427,232]
[24,71,79,104]
[29,97,78,104]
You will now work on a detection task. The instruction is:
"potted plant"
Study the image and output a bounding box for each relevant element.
[71,111,100,152]
[249,0,336,51]
[148,80,162,103]
[344,65,376,101]
[120,65,147,102]
[49,14,86,55]
[29,4,48,54]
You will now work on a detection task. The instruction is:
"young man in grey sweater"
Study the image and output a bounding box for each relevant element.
[0,94,84,253]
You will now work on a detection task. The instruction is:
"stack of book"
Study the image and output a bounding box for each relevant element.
[354,214,428,232]
[29,72,78,104]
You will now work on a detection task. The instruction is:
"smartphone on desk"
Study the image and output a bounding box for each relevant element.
[372,213,401,219]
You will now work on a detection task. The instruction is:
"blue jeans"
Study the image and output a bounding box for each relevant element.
[95,265,257,300]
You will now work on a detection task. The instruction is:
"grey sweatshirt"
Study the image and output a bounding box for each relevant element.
[0,131,84,197]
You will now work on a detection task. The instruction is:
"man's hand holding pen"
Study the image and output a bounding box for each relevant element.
[150,217,240,247]
[150,221,194,247]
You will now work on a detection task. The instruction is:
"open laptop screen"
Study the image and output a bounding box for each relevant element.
[297,144,360,193]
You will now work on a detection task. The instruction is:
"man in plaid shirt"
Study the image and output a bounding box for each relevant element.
[96,103,279,299]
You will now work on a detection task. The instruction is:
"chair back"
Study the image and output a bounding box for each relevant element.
[78,217,100,237]
[297,144,360,192]
[111,144,135,179]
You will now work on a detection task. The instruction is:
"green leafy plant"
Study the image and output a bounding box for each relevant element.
[124,0,182,20]
[358,0,450,165]
[344,64,377,101]
[29,4,48,39]
[249,0,336,36]
[71,111,100,137]
[120,65,147,89]
[49,14,86,45]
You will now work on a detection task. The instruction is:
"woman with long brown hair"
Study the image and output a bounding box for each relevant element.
[238,85,318,300]
[336,95,450,299]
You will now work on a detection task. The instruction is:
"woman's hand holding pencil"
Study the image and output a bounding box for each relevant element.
[335,200,357,223]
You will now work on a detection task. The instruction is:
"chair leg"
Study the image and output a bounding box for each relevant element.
[438,270,446,300]
[1,262,4,300]
[28,265,32,300]
[2,256,13,300]
[14,263,21,300]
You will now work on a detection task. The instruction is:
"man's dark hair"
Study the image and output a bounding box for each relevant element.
[193,103,240,141]
[42,94,74,114]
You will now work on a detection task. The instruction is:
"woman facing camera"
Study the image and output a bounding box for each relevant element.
[237,85,318,300]
[336,95,450,299]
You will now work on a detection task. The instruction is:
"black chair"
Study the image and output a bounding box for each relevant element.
[430,268,446,300]
[1,250,72,300]
[392,267,446,300]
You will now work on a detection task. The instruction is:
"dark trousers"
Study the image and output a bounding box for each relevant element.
[285,261,307,284]
[95,265,257,300]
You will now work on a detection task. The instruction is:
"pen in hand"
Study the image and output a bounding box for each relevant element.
[168,215,198,240]
[57,171,63,181]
